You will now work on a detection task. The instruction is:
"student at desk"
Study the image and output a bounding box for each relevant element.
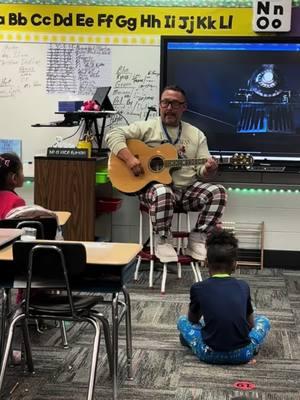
[0,153,25,219]
[0,152,60,305]
[0,152,58,221]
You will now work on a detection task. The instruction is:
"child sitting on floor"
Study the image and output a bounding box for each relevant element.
[177,229,270,364]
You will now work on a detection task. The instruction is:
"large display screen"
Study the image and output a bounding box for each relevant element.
[160,37,300,164]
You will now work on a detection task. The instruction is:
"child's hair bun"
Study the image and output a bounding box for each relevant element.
[206,229,238,248]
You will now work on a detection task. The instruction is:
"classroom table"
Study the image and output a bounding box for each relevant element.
[0,229,22,249]
[0,240,141,400]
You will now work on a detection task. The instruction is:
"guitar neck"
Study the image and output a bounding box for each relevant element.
[164,156,231,168]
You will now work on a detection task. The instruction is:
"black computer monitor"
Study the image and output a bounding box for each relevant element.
[92,87,114,111]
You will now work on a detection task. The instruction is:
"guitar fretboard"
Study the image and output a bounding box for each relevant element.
[164,156,232,168]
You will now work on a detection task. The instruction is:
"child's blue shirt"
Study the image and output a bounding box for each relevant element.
[190,276,254,351]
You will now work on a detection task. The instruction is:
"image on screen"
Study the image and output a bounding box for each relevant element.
[161,37,300,162]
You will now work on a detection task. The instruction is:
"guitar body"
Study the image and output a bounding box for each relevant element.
[108,139,178,193]
[108,139,253,193]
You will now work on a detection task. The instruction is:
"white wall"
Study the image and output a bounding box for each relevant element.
[223,190,300,251]
[18,182,300,251]
[110,186,300,252]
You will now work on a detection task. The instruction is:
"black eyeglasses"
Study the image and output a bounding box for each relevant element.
[160,99,185,109]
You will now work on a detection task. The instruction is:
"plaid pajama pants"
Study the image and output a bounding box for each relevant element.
[138,182,227,237]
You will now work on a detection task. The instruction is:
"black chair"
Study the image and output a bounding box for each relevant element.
[0,217,71,346]
[0,242,113,400]
[0,217,57,240]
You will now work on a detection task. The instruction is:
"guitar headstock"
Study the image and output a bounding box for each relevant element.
[229,153,254,168]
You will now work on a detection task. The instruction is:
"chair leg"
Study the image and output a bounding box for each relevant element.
[112,293,119,400]
[122,286,133,380]
[21,319,34,372]
[161,263,168,294]
[92,313,113,377]
[85,317,101,400]
[0,313,26,391]
[0,289,10,361]
[60,321,69,349]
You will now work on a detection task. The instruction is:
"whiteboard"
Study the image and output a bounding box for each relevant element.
[0,42,160,165]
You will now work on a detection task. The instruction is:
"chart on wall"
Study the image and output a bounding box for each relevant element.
[0,42,160,163]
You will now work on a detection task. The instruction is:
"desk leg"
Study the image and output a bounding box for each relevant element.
[0,289,10,361]
[112,292,119,400]
[122,286,133,380]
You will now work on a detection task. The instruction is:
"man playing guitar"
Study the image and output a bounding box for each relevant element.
[106,85,227,263]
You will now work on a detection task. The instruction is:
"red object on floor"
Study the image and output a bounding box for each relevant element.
[233,381,256,390]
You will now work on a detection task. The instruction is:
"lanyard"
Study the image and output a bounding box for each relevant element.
[211,274,230,278]
[161,120,182,145]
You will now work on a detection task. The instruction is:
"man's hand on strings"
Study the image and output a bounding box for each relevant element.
[203,157,218,178]
[126,156,144,176]
[117,147,145,176]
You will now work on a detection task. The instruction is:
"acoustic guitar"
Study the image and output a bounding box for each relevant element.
[108,139,253,193]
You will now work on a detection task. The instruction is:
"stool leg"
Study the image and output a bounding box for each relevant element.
[134,256,142,281]
[190,262,199,282]
[161,263,168,294]
[183,212,191,255]
[135,210,144,281]
[195,262,202,282]
[177,262,182,279]
[139,210,143,245]
[149,211,154,288]
[149,260,154,288]
[176,213,182,279]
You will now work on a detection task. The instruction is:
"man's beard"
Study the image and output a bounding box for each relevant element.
[163,113,179,126]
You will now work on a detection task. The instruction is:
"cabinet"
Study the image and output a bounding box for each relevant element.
[34,157,102,241]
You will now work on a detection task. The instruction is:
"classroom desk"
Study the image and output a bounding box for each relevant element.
[0,241,140,265]
[0,229,22,249]
[0,241,141,400]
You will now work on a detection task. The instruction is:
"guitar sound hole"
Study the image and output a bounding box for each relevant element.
[149,157,164,172]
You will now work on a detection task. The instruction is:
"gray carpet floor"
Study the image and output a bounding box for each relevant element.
[1,265,300,400]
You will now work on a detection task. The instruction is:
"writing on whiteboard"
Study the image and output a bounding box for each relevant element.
[46,43,112,95]
[110,65,159,124]
[0,44,42,98]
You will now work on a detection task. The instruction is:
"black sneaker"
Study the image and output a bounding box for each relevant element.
[179,333,189,347]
